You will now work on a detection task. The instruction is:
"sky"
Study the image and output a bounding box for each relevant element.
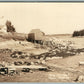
[0,3,84,34]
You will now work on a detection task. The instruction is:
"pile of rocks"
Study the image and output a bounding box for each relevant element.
[14,60,46,66]
[30,46,77,60]
[10,36,84,60]
[14,61,31,66]
[0,48,12,53]
[42,37,74,49]
[10,51,29,59]
[10,47,84,61]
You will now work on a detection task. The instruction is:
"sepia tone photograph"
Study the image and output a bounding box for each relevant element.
[0,2,84,82]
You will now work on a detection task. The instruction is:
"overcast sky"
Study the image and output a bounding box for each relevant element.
[0,3,84,34]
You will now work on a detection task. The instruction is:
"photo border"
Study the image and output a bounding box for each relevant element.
[0,0,84,2]
[0,0,84,84]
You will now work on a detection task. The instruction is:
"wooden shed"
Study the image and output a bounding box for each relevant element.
[28,29,45,43]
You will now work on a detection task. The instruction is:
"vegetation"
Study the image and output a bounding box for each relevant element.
[73,29,84,37]
[6,20,16,33]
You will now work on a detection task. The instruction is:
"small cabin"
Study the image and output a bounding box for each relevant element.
[28,29,45,44]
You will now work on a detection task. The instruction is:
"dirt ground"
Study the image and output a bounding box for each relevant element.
[0,35,84,82]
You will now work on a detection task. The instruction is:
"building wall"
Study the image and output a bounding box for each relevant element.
[28,29,45,41]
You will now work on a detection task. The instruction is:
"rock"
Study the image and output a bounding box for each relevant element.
[24,62,31,65]
[46,57,51,60]
[11,55,17,58]
[78,75,84,82]
[37,60,41,64]
[34,62,38,65]
[41,60,46,64]
[19,55,25,59]
[80,52,84,55]
[40,57,44,60]
[51,57,63,59]
[79,62,84,66]
[16,53,19,57]
[30,70,33,73]
[26,53,30,56]
[22,68,30,72]
[46,56,63,60]
[14,61,22,65]
[35,56,39,59]
[52,49,57,52]
[52,51,57,55]
[26,57,29,59]
[31,62,34,65]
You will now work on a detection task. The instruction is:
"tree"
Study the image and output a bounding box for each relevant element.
[72,31,78,37]
[6,20,16,32]
[72,29,84,37]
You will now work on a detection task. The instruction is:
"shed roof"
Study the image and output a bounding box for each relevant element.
[30,29,45,35]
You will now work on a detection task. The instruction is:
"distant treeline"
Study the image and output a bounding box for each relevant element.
[72,29,84,37]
